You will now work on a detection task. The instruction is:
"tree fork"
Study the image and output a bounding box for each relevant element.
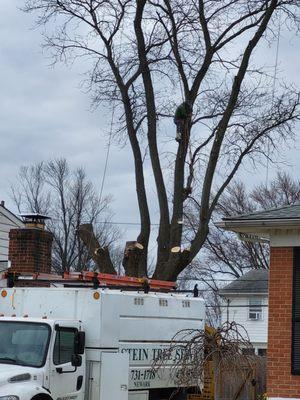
[121,90,151,276]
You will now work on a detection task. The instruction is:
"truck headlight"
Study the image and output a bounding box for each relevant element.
[0,396,20,400]
[8,374,31,383]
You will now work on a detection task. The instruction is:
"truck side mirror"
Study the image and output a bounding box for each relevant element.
[71,354,82,367]
[74,331,85,355]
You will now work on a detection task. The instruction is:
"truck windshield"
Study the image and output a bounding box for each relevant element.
[0,321,50,368]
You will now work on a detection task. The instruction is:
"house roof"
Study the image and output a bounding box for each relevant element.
[0,202,24,261]
[0,202,23,227]
[222,204,300,221]
[216,204,300,237]
[219,269,269,296]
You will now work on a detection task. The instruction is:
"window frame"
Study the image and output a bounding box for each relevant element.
[248,297,263,321]
[53,327,77,366]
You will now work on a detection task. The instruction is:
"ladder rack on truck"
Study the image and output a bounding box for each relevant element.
[3,270,177,291]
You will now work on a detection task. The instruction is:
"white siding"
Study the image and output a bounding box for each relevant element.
[220,295,268,349]
[0,205,23,261]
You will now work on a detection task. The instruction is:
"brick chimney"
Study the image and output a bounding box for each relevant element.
[8,214,53,274]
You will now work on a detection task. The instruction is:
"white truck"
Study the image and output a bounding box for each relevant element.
[0,286,205,400]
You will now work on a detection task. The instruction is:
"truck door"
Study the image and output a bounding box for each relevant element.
[99,352,129,400]
[49,322,85,400]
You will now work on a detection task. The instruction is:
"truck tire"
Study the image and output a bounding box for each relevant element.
[31,394,53,400]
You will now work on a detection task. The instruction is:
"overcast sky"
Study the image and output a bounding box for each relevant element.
[1,1,300,245]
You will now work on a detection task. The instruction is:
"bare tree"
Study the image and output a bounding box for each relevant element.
[11,159,121,273]
[11,163,50,215]
[153,322,257,395]
[178,266,222,327]
[24,0,300,280]
[177,172,300,328]
[185,172,300,281]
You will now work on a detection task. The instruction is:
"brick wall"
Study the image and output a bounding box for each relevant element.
[267,246,300,398]
[8,228,53,274]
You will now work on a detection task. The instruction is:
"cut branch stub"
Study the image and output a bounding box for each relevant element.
[171,246,181,253]
[78,223,116,275]
[122,241,145,277]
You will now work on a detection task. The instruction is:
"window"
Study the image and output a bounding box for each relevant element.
[53,328,76,365]
[242,348,255,356]
[248,298,262,320]
[258,348,267,357]
[0,321,50,368]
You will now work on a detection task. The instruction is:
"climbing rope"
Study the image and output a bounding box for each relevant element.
[99,104,115,206]
[82,19,125,270]
[266,11,281,184]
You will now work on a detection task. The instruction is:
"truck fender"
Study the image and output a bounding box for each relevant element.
[0,384,53,400]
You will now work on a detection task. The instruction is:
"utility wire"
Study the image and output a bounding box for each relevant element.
[46,217,160,226]
[88,221,159,226]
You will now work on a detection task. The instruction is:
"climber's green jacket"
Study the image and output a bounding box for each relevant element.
[174,101,192,120]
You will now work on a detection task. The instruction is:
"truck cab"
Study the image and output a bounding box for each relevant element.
[0,317,86,400]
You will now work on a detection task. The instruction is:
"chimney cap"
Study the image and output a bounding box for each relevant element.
[19,213,51,223]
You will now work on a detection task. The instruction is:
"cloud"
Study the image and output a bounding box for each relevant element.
[0,1,299,249]
[0,2,131,208]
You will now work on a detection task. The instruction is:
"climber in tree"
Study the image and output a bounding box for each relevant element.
[174,101,192,142]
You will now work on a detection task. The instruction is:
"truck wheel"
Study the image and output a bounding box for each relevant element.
[31,394,53,400]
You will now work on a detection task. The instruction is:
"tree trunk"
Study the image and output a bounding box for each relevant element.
[121,89,151,275]
[134,0,170,267]
[122,241,145,277]
[154,120,192,279]
[78,224,116,274]
[153,249,191,281]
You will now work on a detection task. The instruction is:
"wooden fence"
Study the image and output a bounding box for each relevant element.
[215,356,266,400]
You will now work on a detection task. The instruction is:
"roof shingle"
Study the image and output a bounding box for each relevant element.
[219,269,269,296]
